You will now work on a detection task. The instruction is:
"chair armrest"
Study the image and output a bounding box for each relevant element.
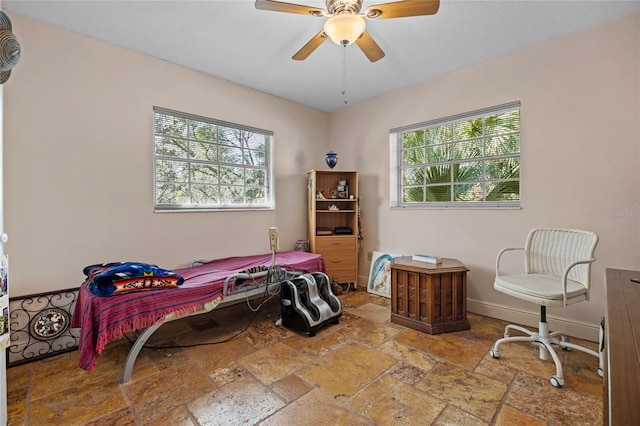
[560,257,596,306]
[496,247,525,277]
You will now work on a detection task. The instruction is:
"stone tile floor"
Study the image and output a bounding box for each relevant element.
[7,290,603,425]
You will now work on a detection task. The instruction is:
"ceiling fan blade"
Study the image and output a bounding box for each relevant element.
[355,31,385,62]
[255,0,328,17]
[365,0,440,19]
[292,30,328,60]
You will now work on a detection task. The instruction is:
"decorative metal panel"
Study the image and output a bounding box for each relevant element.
[7,288,80,366]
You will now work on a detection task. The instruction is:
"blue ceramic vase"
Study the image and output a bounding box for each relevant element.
[326,151,338,169]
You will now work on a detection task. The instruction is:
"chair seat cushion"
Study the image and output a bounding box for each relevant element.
[494,273,587,306]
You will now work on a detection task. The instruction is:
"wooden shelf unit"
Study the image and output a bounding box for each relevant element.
[307,170,358,285]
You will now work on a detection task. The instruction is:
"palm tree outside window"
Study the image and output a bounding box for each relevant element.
[390,102,520,208]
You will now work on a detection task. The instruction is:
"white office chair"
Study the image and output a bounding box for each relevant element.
[489,228,603,387]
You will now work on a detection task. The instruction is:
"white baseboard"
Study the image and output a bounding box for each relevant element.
[467,299,600,342]
[357,274,367,290]
[355,274,600,342]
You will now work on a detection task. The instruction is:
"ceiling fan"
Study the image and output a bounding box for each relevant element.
[255,0,440,62]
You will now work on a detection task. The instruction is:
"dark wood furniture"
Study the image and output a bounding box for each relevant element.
[391,257,469,334]
[604,268,640,425]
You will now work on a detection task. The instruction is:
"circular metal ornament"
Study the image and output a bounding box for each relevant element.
[0,70,10,85]
[0,29,20,71]
[29,308,70,340]
[0,11,12,32]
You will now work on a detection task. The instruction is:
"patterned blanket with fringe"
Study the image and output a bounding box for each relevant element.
[71,251,325,371]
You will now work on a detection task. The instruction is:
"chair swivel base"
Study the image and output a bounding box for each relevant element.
[490,321,603,388]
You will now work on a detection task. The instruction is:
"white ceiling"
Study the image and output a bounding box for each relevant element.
[4,0,639,112]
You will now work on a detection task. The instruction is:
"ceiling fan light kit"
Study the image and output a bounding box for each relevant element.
[255,0,440,62]
[324,14,366,46]
[255,0,439,103]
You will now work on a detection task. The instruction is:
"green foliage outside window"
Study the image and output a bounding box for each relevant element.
[394,104,520,207]
[153,108,273,210]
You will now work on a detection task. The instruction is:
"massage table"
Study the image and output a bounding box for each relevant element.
[71,251,325,382]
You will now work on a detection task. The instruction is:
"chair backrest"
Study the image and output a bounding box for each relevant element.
[525,228,598,287]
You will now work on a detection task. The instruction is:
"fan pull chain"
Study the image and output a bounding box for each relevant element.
[341,41,348,104]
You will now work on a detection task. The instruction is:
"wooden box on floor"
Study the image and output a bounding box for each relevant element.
[390,256,470,334]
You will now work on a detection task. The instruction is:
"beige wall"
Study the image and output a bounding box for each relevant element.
[331,13,640,335]
[4,14,329,296]
[3,12,639,338]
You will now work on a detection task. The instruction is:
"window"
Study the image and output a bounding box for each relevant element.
[390,102,520,208]
[153,107,273,211]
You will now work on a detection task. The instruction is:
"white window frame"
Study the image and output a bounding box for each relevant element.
[153,107,274,211]
[390,101,521,209]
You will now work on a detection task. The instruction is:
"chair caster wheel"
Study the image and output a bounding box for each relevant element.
[490,348,500,359]
[597,368,604,377]
[549,376,564,387]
